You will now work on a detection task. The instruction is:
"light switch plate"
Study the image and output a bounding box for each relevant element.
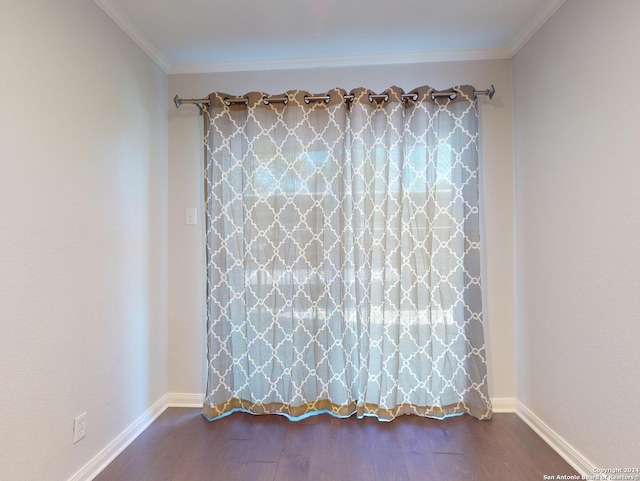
[186,207,197,225]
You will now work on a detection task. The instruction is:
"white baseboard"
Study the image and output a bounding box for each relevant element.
[67,395,168,481]
[516,401,595,476]
[491,397,517,413]
[167,392,204,408]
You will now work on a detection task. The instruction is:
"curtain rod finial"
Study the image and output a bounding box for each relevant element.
[174,95,182,109]
[487,84,495,100]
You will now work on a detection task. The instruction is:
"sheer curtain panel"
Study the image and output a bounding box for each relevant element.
[203,85,492,421]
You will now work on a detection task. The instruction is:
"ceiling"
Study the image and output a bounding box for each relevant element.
[94,0,565,74]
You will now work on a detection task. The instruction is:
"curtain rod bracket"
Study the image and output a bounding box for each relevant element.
[175,95,205,114]
[474,84,495,100]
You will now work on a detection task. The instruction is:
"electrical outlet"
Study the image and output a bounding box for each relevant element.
[73,412,87,444]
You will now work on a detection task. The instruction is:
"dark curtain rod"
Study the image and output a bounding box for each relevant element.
[174,85,495,109]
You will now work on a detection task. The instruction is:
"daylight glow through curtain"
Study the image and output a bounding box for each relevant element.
[203,85,492,421]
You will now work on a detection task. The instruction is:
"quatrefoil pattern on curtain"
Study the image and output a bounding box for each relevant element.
[203,85,492,421]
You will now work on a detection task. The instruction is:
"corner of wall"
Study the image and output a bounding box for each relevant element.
[516,401,594,476]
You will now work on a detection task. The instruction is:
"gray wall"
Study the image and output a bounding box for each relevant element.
[0,2,168,480]
[514,0,640,467]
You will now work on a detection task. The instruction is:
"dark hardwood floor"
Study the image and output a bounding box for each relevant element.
[94,408,579,481]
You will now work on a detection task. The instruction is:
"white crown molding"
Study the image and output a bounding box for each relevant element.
[93,0,170,73]
[516,401,595,476]
[94,0,564,74]
[168,48,512,75]
[509,0,567,55]
[67,395,168,481]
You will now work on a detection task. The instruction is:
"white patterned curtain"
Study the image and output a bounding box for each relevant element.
[203,85,492,421]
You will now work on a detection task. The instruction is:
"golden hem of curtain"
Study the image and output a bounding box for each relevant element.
[202,398,492,421]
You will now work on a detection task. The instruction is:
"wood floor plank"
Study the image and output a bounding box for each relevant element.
[307,415,344,481]
[467,414,543,481]
[239,461,278,481]
[273,421,315,481]
[366,419,412,481]
[435,453,474,481]
[227,412,264,440]
[247,415,288,463]
[394,416,444,481]
[93,408,581,481]
[340,418,377,481]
